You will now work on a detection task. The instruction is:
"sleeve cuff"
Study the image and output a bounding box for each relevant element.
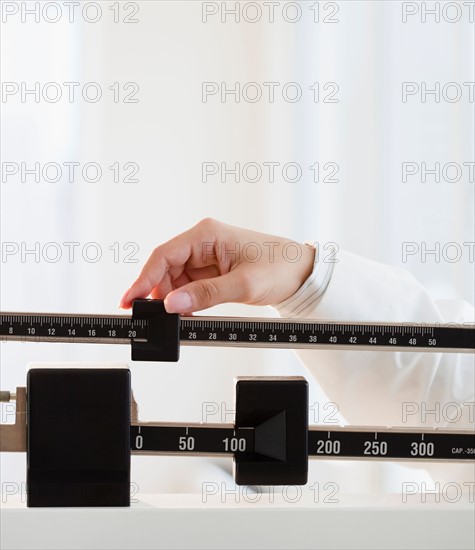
[271,242,336,318]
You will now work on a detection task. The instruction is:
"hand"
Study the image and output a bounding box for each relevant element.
[120,218,315,314]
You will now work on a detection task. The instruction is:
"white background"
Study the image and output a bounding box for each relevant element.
[1,1,474,495]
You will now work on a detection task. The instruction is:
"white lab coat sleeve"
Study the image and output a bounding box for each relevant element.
[272,249,475,431]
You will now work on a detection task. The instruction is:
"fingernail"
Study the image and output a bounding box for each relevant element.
[165,291,192,313]
[119,289,130,309]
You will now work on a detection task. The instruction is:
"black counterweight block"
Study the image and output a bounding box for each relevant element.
[131,299,180,362]
[234,377,308,485]
[27,368,131,507]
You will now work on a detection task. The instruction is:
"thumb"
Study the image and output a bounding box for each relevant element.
[164,273,243,313]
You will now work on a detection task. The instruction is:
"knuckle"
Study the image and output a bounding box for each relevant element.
[150,245,163,263]
[197,217,218,232]
[150,246,167,267]
[195,279,220,306]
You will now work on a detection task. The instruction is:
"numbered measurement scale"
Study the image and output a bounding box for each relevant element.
[1,299,473,360]
[0,300,473,507]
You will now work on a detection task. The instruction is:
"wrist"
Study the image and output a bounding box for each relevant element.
[297,241,317,287]
[272,242,335,317]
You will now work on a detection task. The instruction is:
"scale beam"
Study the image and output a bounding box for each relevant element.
[1,369,474,507]
[1,299,474,361]
[129,423,474,462]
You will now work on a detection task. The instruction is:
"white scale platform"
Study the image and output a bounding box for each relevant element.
[1,492,474,550]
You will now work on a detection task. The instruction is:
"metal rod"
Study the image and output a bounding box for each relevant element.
[1,311,474,352]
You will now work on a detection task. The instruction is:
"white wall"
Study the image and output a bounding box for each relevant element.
[1,1,473,494]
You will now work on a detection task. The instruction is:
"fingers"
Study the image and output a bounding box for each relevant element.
[164,271,245,313]
[119,218,242,311]
[119,230,197,309]
[119,255,168,308]
[120,220,221,309]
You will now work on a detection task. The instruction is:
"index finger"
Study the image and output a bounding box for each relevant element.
[119,222,219,309]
